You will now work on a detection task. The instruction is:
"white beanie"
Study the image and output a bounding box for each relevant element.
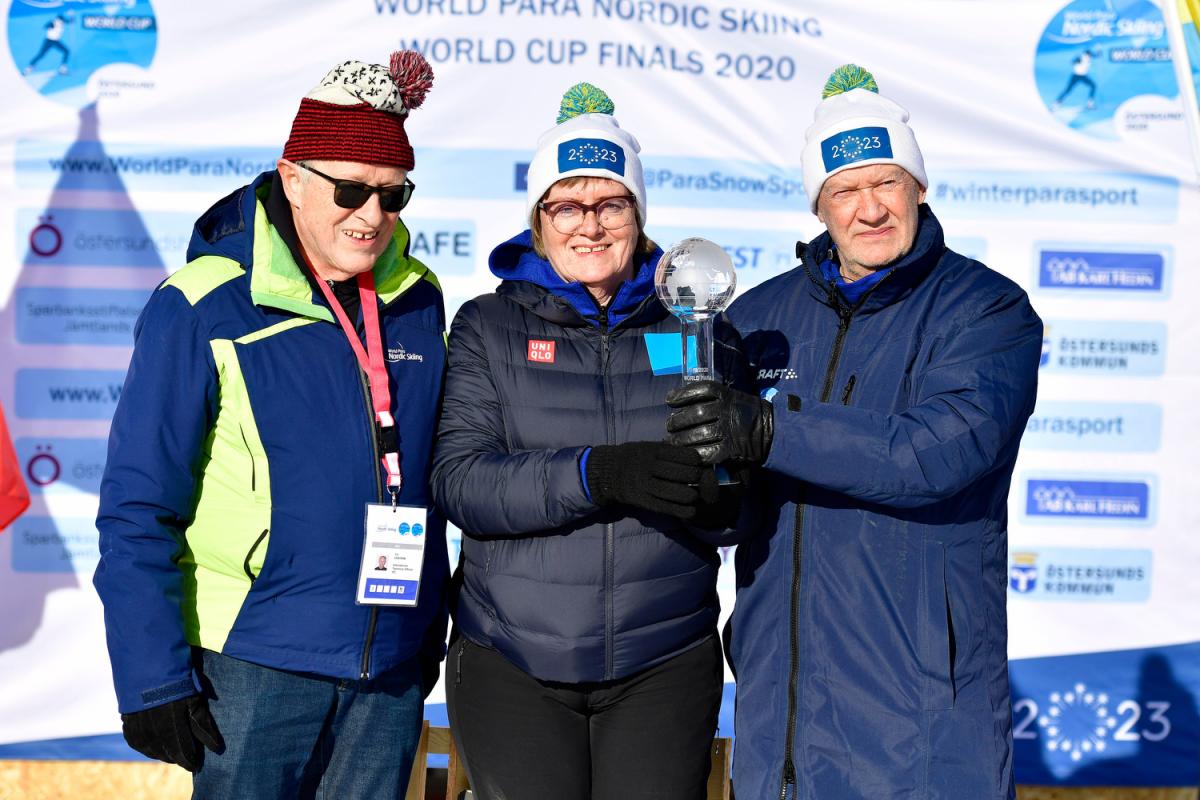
[525,83,647,226]
[801,65,927,212]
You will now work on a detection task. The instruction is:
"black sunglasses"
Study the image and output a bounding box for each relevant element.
[294,162,415,213]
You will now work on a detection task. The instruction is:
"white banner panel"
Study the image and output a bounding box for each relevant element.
[0,0,1197,785]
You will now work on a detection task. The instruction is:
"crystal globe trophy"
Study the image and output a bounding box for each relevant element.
[654,237,737,383]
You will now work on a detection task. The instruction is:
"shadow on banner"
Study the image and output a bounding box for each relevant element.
[0,101,165,759]
[1011,641,1200,786]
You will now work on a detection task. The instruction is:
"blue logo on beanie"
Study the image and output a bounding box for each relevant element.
[558,138,625,176]
[821,126,893,172]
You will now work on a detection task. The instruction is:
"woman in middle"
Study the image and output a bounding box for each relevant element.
[431,83,748,799]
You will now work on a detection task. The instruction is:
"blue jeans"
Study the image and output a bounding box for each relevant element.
[193,649,423,800]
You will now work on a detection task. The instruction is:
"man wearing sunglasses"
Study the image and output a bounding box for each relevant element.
[95,52,448,800]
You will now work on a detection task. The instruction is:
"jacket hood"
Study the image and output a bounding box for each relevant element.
[187,171,272,266]
[801,204,947,313]
[488,230,664,329]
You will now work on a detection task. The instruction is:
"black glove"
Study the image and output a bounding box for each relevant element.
[121,694,224,773]
[691,467,751,530]
[666,381,774,466]
[586,441,719,520]
[420,648,443,700]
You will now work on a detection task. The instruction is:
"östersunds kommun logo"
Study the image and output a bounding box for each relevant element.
[1034,0,1183,141]
[7,0,157,108]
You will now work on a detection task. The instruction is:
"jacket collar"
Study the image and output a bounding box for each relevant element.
[489,230,665,330]
[186,170,434,322]
[799,204,946,314]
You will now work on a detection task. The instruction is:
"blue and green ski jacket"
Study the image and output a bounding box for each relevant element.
[95,171,448,713]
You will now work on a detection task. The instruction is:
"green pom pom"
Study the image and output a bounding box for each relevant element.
[557,82,615,124]
[822,64,878,99]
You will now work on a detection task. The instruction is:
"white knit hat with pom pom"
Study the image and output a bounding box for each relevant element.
[524,82,647,225]
[802,64,926,212]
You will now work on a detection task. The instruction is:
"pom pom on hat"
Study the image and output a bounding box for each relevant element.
[822,64,878,99]
[800,64,926,213]
[283,50,435,171]
[390,50,434,111]
[557,82,616,124]
[524,82,648,227]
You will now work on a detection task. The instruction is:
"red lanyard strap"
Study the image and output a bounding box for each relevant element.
[312,271,403,494]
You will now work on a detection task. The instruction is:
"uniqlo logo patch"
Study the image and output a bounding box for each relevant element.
[527,339,556,363]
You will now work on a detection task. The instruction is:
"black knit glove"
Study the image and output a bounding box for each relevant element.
[586,441,718,520]
[121,695,224,773]
[666,381,774,466]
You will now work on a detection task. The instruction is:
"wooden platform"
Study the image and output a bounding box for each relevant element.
[1,757,1196,799]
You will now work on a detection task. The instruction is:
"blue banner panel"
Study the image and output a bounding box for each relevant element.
[15,287,150,346]
[14,369,125,420]
[1022,474,1155,527]
[14,437,109,495]
[1011,642,1200,785]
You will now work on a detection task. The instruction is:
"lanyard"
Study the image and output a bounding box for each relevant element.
[312,271,403,497]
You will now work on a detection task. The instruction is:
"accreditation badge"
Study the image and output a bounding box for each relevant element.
[356,503,427,607]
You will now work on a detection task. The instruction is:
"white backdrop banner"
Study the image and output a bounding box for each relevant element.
[1,0,1198,786]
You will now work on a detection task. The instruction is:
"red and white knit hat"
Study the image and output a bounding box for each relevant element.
[282,51,434,170]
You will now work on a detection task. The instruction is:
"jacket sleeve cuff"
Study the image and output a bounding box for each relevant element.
[578,447,593,503]
[762,392,808,475]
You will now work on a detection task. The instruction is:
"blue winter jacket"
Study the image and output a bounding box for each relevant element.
[94,171,449,713]
[727,207,1041,800]
[431,231,745,684]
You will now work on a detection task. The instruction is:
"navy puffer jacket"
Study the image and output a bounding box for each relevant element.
[431,231,744,683]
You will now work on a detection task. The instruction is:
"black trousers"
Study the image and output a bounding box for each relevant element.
[446,634,723,800]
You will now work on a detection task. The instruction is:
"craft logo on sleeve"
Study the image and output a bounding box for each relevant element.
[527,339,556,363]
[1037,248,1167,294]
[1024,476,1153,524]
[1008,547,1152,602]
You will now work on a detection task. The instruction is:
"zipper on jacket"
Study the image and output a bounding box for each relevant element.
[781,271,856,800]
[780,757,797,800]
[243,529,269,583]
[840,374,857,405]
[357,364,385,680]
[239,425,256,492]
[598,303,617,682]
[780,501,806,800]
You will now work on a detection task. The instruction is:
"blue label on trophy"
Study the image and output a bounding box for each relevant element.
[644,333,697,376]
[821,126,893,172]
[558,138,626,176]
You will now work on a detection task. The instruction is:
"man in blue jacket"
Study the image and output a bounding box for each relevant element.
[667,65,1042,800]
[94,52,448,799]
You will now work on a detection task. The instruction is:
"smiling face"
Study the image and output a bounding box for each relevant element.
[278,159,408,282]
[816,163,926,281]
[538,177,639,307]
